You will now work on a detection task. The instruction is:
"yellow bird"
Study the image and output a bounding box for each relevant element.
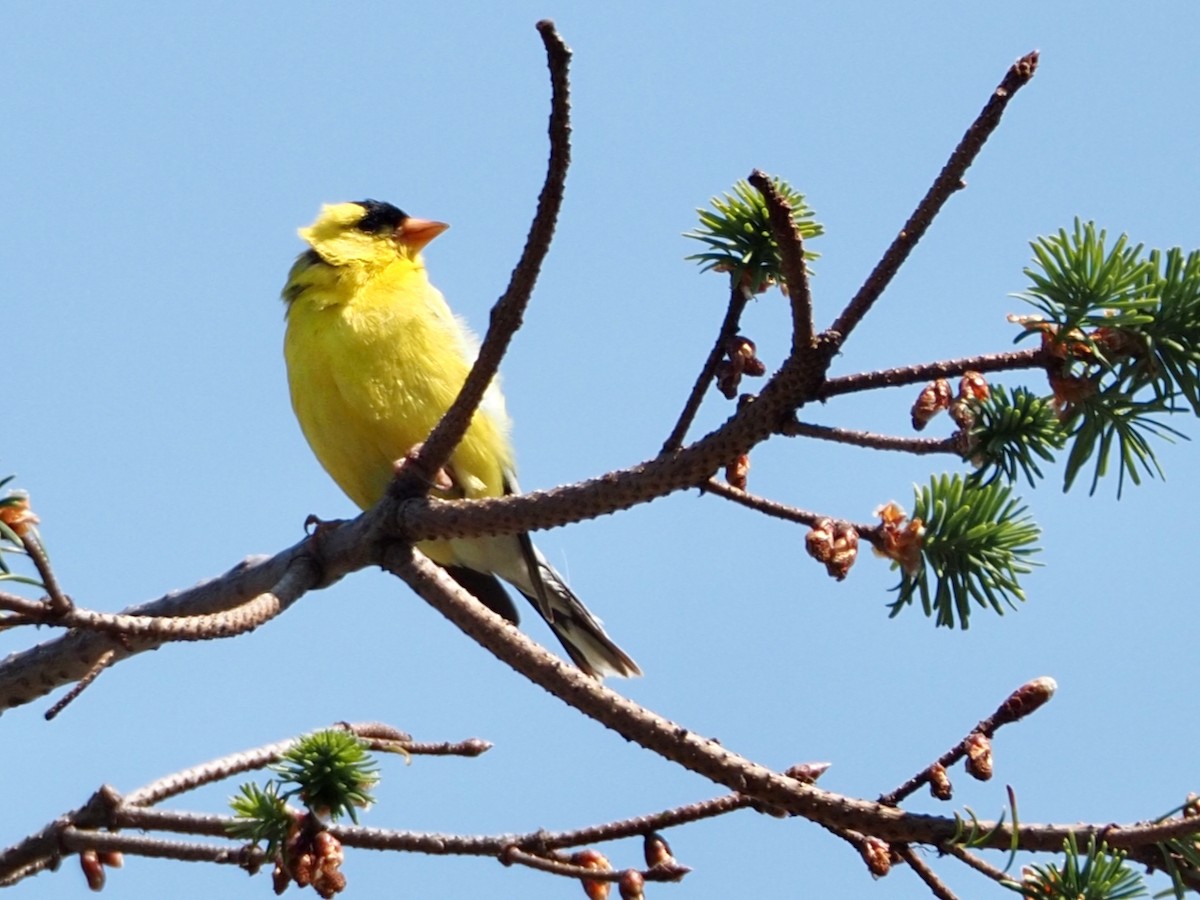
[282,200,640,678]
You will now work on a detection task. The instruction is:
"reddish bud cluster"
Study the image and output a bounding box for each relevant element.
[805,518,859,580]
[928,763,953,801]
[78,850,123,892]
[1046,368,1097,411]
[872,502,925,575]
[964,733,993,781]
[275,826,345,898]
[725,453,750,490]
[572,849,613,900]
[618,870,645,900]
[715,335,766,399]
[0,494,39,538]
[643,832,676,870]
[1009,314,1149,416]
[912,373,990,431]
[911,379,952,431]
[860,836,892,878]
[994,676,1057,724]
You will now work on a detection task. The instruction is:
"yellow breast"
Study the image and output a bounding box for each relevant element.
[283,258,513,515]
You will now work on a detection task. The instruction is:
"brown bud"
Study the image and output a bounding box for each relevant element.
[992,676,1057,725]
[958,371,989,402]
[714,359,740,399]
[291,851,314,887]
[872,503,925,575]
[964,733,993,781]
[808,519,859,580]
[725,454,749,490]
[80,850,106,892]
[1047,369,1097,413]
[928,763,953,801]
[911,379,952,430]
[572,849,612,900]
[1093,326,1143,360]
[0,494,39,538]
[874,501,906,526]
[618,870,646,900]
[825,522,859,581]
[272,861,291,895]
[784,761,832,783]
[302,831,345,899]
[805,518,836,564]
[726,335,756,367]
[97,851,124,869]
[644,832,676,869]
[726,335,767,378]
[861,836,892,878]
[948,398,975,430]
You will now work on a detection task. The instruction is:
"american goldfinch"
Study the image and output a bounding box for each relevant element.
[282,200,640,678]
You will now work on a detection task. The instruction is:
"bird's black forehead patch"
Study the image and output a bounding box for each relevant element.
[354,199,408,233]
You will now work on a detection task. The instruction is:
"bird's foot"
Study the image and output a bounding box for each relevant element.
[393,443,455,493]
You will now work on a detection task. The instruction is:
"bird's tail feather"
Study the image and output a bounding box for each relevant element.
[516,551,641,680]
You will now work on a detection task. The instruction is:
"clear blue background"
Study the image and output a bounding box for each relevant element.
[3,2,1198,898]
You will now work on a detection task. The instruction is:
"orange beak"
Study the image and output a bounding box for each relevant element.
[397,217,449,252]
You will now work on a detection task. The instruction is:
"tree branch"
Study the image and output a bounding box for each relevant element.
[748,169,815,354]
[401,20,572,491]
[660,283,751,454]
[827,51,1039,346]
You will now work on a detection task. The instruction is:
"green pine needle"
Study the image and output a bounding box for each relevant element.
[1061,388,1184,496]
[684,177,823,294]
[1122,246,1200,413]
[888,474,1041,629]
[1014,218,1156,340]
[1010,222,1200,496]
[1149,798,1200,899]
[273,730,379,824]
[966,387,1067,488]
[1003,833,1146,900]
[227,782,292,859]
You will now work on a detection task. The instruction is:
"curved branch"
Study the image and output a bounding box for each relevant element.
[402,20,572,490]
[748,169,814,353]
[828,51,1039,346]
[818,346,1048,400]
[660,283,751,454]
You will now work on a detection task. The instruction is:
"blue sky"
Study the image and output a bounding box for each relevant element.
[3,2,1199,898]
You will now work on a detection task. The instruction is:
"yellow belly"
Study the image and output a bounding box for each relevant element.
[284,276,513,567]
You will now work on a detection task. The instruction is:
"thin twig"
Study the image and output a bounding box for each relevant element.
[60,826,257,866]
[702,478,826,527]
[896,843,960,900]
[781,421,961,455]
[370,738,493,757]
[124,733,314,808]
[747,169,814,354]
[44,649,115,720]
[880,677,1057,806]
[943,843,1013,884]
[818,346,1047,400]
[661,283,751,454]
[828,51,1039,346]
[500,845,689,882]
[403,20,572,491]
[19,530,71,614]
